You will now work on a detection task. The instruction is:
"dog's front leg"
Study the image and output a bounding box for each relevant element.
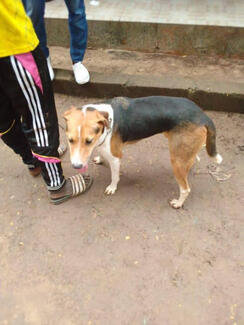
[105,154,120,195]
[99,149,120,195]
[93,155,103,164]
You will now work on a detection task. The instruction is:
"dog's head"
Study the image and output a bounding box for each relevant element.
[63,106,109,171]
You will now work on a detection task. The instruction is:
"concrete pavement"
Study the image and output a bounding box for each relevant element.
[50,47,244,113]
[45,0,244,58]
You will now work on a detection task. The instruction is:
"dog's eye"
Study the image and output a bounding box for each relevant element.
[85,138,93,145]
[69,138,74,143]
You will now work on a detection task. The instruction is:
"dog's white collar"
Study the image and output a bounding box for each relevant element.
[81,103,114,147]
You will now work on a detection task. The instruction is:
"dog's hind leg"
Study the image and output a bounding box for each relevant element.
[167,125,207,208]
[169,159,192,209]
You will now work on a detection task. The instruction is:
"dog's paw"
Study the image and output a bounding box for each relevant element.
[93,156,103,164]
[105,184,117,195]
[169,199,183,209]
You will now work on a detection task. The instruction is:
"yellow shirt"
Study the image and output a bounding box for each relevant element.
[0,0,39,58]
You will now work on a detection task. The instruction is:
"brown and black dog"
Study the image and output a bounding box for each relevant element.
[63,96,222,208]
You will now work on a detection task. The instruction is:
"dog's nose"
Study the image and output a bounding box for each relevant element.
[72,163,83,169]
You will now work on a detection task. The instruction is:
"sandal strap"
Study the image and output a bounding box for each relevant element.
[69,174,86,196]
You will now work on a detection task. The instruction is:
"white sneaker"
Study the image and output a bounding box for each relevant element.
[72,62,90,84]
[47,56,54,81]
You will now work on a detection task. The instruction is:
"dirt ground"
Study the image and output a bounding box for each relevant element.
[0,94,244,325]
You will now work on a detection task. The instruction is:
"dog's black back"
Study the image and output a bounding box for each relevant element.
[108,96,213,142]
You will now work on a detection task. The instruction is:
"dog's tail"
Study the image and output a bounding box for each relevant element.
[205,118,223,164]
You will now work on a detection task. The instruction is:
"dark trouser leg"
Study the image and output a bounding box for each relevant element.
[1,119,39,168]
[0,87,39,168]
[22,0,49,58]
[0,47,65,189]
[64,0,88,63]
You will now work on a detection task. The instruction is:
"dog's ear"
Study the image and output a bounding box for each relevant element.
[97,111,109,128]
[63,106,77,121]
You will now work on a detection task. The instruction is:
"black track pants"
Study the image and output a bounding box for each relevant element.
[0,46,65,190]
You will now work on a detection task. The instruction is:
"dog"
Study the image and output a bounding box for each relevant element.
[63,96,222,208]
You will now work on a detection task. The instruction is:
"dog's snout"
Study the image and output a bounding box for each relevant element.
[72,163,83,169]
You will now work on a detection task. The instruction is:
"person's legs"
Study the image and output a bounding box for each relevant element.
[22,0,49,59]
[64,0,90,84]
[22,0,54,80]
[0,48,63,188]
[0,47,92,203]
[64,0,88,63]
[0,90,39,172]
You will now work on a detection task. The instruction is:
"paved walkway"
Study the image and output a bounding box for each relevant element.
[50,46,244,113]
[46,0,244,27]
